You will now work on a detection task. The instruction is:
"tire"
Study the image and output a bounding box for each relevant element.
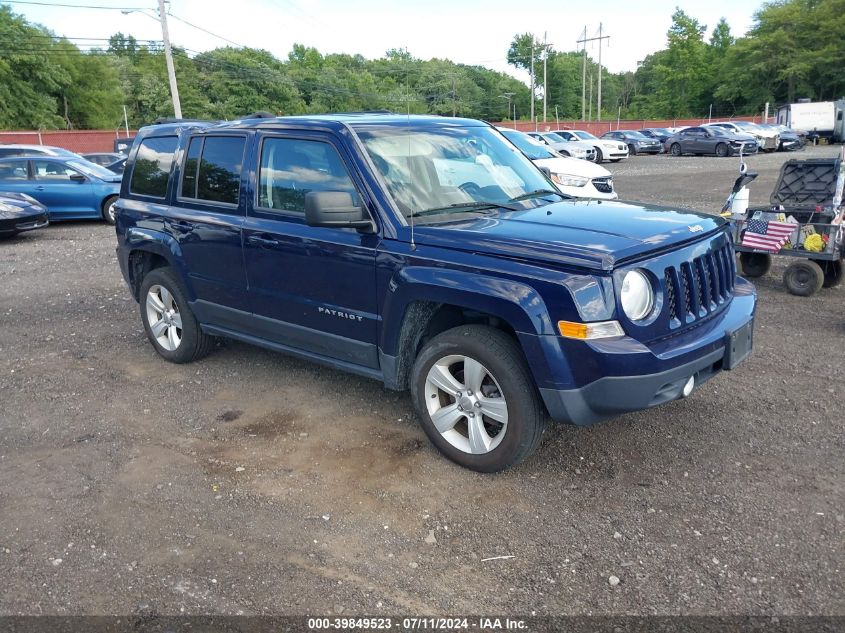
[739,252,772,278]
[815,258,843,288]
[670,143,682,156]
[410,325,546,473]
[560,151,571,157]
[139,268,214,363]
[627,144,637,156]
[783,260,824,296]
[102,195,118,225]
[715,143,728,158]
[594,148,604,163]
[610,158,622,162]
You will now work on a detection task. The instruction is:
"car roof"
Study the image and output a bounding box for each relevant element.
[0,154,79,162]
[0,144,76,154]
[137,114,490,139]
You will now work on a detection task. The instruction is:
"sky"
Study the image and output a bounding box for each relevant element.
[5,0,765,80]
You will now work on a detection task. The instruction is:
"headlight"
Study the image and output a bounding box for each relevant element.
[0,203,15,217]
[552,173,589,187]
[620,269,654,321]
[18,193,38,203]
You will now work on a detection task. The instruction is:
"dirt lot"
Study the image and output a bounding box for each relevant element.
[0,145,842,617]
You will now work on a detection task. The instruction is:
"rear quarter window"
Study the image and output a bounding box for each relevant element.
[130,136,178,198]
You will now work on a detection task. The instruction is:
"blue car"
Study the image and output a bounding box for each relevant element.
[0,156,122,224]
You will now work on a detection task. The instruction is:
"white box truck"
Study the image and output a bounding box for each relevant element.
[776,100,844,141]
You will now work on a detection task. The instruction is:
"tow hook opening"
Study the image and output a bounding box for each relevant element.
[681,375,695,398]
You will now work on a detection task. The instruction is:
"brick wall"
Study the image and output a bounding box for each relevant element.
[0,130,136,154]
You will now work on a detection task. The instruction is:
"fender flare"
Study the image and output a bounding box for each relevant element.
[123,227,194,300]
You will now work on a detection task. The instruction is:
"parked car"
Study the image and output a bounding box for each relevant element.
[0,192,49,238]
[0,144,78,159]
[105,157,127,174]
[526,132,596,161]
[665,126,759,157]
[759,124,804,151]
[601,130,663,155]
[82,152,126,167]
[0,156,122,223]
[705,121,778,152]
[115,114,756,472]
[555,130,628,163]
[498,128,617,199]
[639,127,673,143]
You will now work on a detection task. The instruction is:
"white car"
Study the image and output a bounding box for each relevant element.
[498,128,617,200]
[705,121,779,152]
[554,130,628,163]
[526,132,597,161]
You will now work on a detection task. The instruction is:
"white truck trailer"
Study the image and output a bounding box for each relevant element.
[776,100,845,142]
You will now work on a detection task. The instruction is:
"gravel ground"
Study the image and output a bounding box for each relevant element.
[0,145,842,617]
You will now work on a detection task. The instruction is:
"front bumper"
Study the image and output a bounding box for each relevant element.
[0,211,49,235]
[535,276,756,425]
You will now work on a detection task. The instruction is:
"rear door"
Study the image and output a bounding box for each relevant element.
[0,159,32,198]
[31,159,97,217]
[242,131,380,369]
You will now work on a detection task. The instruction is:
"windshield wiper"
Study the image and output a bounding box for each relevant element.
[508,189,564,202]
[409,200,519,218]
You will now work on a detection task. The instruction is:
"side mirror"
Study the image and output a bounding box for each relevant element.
[69,173,87,182]
[305,191,374,232]
[538,166,552,179]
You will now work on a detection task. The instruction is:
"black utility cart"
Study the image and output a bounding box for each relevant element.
[734,156,844,296]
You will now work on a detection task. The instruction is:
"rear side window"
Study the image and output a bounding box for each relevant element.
[180,135,245,205]
[257,137,358,213]
[0,160,28,179]
[130,136,178,198]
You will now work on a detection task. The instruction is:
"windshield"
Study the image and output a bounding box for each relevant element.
[543,132,566,143]
[708,127,731,137]
[734,121,761,132]
[500,130,558,160]
[621,131,649,139]
[573,131,598,140]
[67,159,118,179]
[355,124,557,221]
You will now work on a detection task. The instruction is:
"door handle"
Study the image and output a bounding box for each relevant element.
[169,219,193,232]
[247,234,280,248]
[36,186,45,191]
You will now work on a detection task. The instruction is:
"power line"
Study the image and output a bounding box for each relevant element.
[167,12,247,49]
[2,1,151,9]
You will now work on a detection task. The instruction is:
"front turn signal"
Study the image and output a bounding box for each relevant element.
[557,320,624,340]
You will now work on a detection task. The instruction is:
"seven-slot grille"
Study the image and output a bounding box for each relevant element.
[592,177,613,194]
[663,241,735,327]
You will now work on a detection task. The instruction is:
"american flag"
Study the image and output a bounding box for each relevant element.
[741,218,795,252]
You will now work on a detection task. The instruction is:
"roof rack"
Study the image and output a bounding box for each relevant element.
[241,111,277,119]
[151,117,216,125]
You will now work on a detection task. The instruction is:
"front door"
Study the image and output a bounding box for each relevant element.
[31,159,97,217]
[243,132,380,369]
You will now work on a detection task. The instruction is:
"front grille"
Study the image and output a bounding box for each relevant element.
[592,177,613,194]
[663,241,735,327]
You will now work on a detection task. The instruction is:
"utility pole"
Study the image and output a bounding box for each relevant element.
[543,32,548,123]
[580,26,586,121]
[577,25,610,122]
[529,38,535,124]
[588,74,593,120]
[499,92,514,126]
[157,0,182,118]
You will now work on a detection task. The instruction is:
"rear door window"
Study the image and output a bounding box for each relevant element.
[130,136,178,198]
[180,135,246,205]
[0,160,29,180]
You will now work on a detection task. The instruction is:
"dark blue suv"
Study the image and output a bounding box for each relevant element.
[115,114,756,472]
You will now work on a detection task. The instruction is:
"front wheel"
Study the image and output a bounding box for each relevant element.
[140,268,215,363]
[410,325,546,472]
[102,195,118,225]
[594,148,604,163]
[670,143,682,156]
[739,252,772,278]
[627,143,637,156]
[715,143,728,158]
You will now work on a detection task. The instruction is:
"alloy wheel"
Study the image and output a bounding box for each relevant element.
[145,284,183,351]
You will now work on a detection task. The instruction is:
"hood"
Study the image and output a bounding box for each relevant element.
[0,192,46,209]
[549,140,595,152]
[531,156,611,178]
[409,199,726,271]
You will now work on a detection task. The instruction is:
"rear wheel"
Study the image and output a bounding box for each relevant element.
[102,195,118,225]
[139,268,214,363]
[410,325,545,472]
[670,143,682,156]
[783,260,824,296]
[739,252,772,278]
[715,143,728,158]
